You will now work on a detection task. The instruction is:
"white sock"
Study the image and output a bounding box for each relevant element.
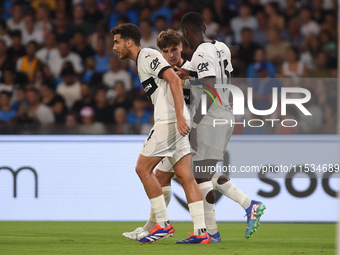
[198,181,218,235]
[144,186,172,232]
[188,201,206,236]
[150,194,169,228]
[212,173,252,210]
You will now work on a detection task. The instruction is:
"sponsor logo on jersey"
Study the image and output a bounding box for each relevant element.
[145,53,151,58]
[197,62,209,73]
[150,57,161,71]
[198,54,204,58]
[144,83,152,93]
[183,88,191,105]
[142,77,158,98]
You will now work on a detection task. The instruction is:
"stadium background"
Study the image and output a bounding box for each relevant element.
[0,0,337,134]
[0,0,338,254]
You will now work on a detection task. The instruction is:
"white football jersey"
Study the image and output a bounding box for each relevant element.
[189,40,233,124]
[137,48,190,123]
[176,59,191,106]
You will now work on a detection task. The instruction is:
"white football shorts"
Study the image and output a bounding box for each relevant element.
[140,121,191,169]
[193,112,234,162]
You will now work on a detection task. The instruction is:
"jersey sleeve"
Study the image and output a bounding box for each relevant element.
[224,46,233,73]
[190,51,217,80]
[141,50,172,79]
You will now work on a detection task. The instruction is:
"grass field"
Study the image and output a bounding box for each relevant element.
[0,222,335,255]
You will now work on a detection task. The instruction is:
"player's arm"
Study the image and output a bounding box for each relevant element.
[192,76,217,125]
[174,65,217,124]
[190,51,219,126]
[162,68,190,136]
[174,65,189,80]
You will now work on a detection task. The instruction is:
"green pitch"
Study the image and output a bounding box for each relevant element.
[0,222,335,255]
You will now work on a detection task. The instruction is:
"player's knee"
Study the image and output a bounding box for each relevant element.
[155,171,171,187]
[175,174,186,186]
[217,174,230,185]
[135,164,145,179]
[206,189,215,204]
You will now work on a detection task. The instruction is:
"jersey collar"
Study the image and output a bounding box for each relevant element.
[195,40,216,51]
[179,59,187,67]
[136,49,142,67]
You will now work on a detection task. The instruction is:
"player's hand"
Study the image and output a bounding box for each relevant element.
[189,127,198,151]
[174,66,189,80]
[177,114,190,136]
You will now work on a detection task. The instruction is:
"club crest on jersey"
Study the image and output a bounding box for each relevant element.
[197,62,209,73]
[150,57,160,71]
[216,50,224,58]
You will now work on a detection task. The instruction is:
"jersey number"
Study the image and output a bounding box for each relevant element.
[219,59,231,89]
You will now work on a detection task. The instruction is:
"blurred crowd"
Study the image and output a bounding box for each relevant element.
[0,0,337,134]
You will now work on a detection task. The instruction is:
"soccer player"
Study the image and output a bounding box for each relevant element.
[175,12,266,240]
[111,23,210,244]
[123,29,226,243]
[122,28,196,241]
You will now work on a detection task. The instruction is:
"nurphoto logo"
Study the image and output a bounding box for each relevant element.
[197,83,311,128]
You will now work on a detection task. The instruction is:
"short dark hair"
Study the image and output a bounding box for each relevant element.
[3,64,15,73]
[74,30,86,37]
[140,19,153,27]
[41,80,55,90]
[241,28,252,34]
[27,40,38,48]
[10,29,22,38]
[288,46,299,57]
[300,5,312,13]
[57,36,70,44]
[0,91,12,98]
[157,29,181,50]
[95,85,107,94]
[13,2,23,8]
[0,20,6,30]
[61,66,75,76]
[26,88,40,95]
[180,12,204,30]
[110,23,141,46]
[155,16,167,22]
[240,2,251,8]
[0,39,6,46]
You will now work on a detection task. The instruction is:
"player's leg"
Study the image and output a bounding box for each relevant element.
[211,173,251,210]
[135,154,176,243]
[208,119,265,238]
[142,170,174,233]
[135,154,164,199]
[172,154,210,244]
[123,168,174,241]
[194,159,220,243]
[211,173,266,238]
[192,123,222,242]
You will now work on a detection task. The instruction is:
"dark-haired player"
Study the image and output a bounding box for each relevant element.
[175,12,266,240]
[123,29,232,243]
[111,23,210,244]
